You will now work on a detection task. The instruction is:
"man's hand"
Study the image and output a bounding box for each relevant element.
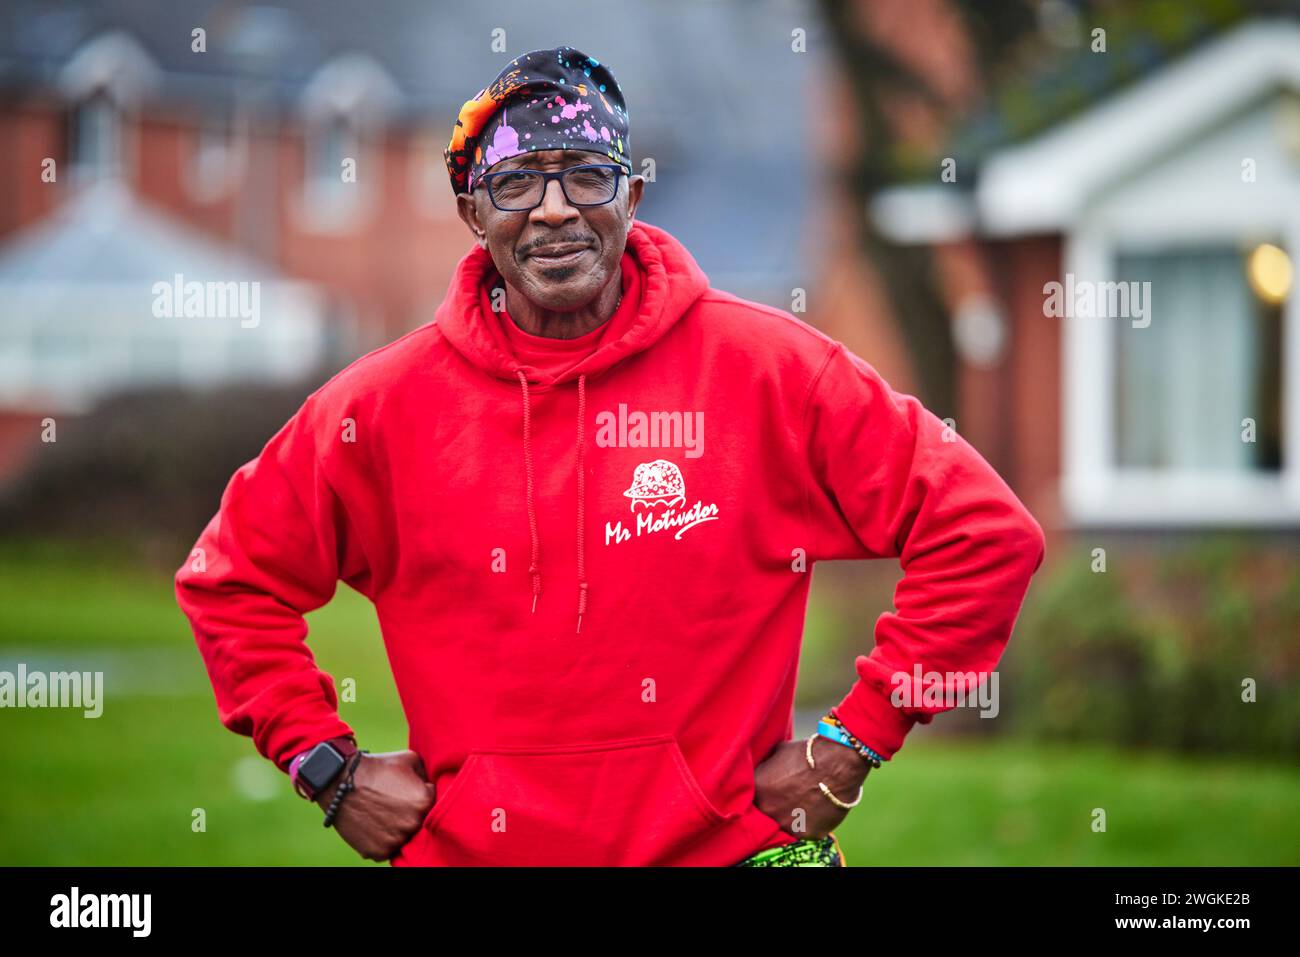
[753,735,870,839]
[313,749,436,861]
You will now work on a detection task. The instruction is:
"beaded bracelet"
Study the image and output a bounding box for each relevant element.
[322,750,367,828]
[818,712,885,768]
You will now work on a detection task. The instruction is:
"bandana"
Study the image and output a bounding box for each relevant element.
[444,45,632,196]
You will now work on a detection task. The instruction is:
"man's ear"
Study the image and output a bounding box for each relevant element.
[456,192,488,248]
[624,174,645,228]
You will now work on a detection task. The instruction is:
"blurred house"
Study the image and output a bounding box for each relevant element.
[0,181,329,412]
[5,0,1295,536]
[872,16,1300,530]
[0,0,825,484]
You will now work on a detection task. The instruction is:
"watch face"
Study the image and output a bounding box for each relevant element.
[300,744,345,791]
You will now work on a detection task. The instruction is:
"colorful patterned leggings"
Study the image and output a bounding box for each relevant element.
[733,833,846,867]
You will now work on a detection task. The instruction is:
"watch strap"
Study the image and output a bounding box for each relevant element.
[291,735,358,800]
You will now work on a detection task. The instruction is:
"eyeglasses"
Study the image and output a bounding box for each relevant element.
[474,163,627,212]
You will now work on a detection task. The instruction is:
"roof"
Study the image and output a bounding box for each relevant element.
[943,0,1285,169]
[0,180,286,283]
[873,16,1300,240]
[975,18,1300,235]
[0,0,822,303]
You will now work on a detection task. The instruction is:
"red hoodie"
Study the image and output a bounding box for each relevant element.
[175,219,1045,866]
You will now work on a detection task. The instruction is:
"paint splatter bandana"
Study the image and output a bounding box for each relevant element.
[444,45,632,196]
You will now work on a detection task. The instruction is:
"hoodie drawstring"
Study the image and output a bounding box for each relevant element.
[576,374,588,634]
[516,370,589,633]
[517,371,542,613]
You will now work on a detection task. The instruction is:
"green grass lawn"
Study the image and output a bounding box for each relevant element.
[3,540,1298,866]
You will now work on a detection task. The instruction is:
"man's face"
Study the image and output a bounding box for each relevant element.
[457,148,644,313]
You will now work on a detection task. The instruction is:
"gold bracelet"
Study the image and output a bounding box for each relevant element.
[806,733,864,808]
[819,780,863,809]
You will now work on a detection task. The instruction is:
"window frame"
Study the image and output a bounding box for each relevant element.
[1061,221,1300,526]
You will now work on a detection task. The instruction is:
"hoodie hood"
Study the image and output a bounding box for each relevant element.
[434,219,710,387]
[433,219,711,633]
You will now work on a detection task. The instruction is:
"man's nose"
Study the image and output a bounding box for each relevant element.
[530,176,579,226]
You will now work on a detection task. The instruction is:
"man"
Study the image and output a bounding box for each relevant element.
[175,45,1045,867]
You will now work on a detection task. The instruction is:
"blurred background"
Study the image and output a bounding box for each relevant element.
[1,0,1298,865]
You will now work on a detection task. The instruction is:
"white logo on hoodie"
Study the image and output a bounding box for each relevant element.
[605,459,720,545]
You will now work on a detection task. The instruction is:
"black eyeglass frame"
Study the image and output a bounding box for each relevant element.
[473,162,629,212]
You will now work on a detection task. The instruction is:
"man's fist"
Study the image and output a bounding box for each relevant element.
[752,735,870,839]
[313,749,436,861]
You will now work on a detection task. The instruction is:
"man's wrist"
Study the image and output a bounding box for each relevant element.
[811,733,871,790]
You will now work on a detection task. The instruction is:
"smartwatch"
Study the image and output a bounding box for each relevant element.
[291,736,359,801]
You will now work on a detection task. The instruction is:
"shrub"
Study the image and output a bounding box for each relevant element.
[1003,537,1300,760]
[0,376,332,565]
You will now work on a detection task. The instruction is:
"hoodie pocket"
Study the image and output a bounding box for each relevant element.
[424,733,726,866]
